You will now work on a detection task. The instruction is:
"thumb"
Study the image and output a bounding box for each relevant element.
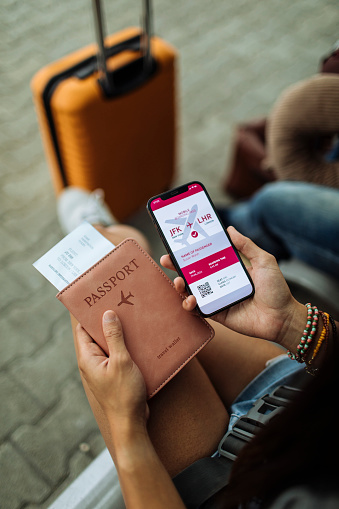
[227,226,263,264]
[102,310,126,355]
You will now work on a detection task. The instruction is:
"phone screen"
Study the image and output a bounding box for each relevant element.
[148,182,254,316]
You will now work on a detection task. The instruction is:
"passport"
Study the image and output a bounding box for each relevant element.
[56,238,214,398]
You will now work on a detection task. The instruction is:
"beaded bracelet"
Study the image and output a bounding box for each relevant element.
[304,311,329,376]
[287,303,319,363]
[311,311,329,361]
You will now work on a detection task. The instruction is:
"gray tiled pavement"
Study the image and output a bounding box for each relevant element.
[0,0,338,507]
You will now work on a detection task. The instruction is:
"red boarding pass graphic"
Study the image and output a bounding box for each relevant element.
[181,247,239,284]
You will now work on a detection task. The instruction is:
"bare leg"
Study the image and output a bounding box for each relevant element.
[94,223,152,254]
[147,359,228,476]
[198,320,284,408]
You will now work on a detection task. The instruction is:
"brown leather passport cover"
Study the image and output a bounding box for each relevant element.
[57,239,214,398]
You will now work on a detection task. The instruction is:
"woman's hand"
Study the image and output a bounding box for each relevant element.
[161,226,306,348]
[75,310,149,431]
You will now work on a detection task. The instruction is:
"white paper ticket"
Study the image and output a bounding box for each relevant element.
[33,222,115,291]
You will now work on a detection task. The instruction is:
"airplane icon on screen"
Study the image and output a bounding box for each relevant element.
[118,290,134,306]
[165,204,210,247]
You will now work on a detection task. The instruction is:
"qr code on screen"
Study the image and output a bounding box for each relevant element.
[197,282,213,298]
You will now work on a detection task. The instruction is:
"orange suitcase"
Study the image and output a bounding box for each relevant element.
[31,0,177,222]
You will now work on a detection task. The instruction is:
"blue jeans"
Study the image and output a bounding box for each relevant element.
[227,355,304,430]
[220,181,339,278]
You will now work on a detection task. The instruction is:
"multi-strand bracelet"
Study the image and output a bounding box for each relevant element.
[287,303,319,363]
[287,303,331,375]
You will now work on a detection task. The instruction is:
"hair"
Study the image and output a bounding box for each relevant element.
[217,320,339,509]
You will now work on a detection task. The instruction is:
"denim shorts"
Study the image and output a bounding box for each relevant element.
[227,354,305,431]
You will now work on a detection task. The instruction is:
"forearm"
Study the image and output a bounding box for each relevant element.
[110,421,185,509]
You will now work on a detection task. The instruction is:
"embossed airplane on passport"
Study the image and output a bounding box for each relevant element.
[118,290,134,306]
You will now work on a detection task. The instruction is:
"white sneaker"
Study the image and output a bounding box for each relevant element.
[57,187,116,235]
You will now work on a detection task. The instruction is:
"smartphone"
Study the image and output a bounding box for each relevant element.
[147,181,254,317]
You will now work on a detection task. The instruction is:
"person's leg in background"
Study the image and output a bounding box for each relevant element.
[218,181,339,278]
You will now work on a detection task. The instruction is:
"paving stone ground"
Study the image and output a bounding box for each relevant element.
[0,0,337,507]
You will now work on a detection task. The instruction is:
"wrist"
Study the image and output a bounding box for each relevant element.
[110,419,154,471]
[282,303,333,372]
[277,299,308,352]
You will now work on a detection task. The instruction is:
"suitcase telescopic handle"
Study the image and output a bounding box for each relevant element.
[92,0,112,91]
[92,0,153,94]
[141,0,153,72]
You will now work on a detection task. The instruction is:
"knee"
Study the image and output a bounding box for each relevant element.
[95,224,152,254]
[251,181,338,229]
[251,181,299,214]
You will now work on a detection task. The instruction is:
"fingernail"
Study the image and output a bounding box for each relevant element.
[103,310,117,323]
